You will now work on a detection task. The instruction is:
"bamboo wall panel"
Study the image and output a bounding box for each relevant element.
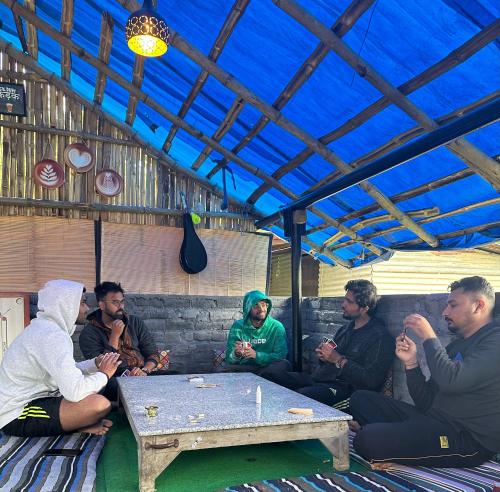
[0,51,254,232]
[0,215,95,292]
[319,250,500,296]
[101,222,271,295]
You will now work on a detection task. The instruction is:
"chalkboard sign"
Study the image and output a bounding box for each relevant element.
[0,83,26,117]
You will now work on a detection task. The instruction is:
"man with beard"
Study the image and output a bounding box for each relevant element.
[223,290,290,375]
[79,282,168,400]
[350,276,500,468]
[262,279,394,407]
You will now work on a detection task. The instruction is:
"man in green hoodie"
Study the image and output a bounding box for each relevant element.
[224,290,290,374]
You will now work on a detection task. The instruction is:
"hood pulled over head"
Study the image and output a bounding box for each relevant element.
[242,290,272,320]
[37,279,84,336]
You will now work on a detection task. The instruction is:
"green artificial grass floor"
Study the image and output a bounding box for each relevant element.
[96,412,364,492]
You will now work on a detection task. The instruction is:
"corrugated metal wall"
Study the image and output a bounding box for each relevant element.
[270,252,319,296]
[319,250,500,296]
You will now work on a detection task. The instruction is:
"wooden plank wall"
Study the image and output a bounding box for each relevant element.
[0,51,254,233]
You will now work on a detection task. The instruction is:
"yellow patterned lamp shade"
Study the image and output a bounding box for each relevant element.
[125,0,169,57]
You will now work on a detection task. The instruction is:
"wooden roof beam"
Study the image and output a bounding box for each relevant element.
[306,168,474,235]
[4,3,382,256]
[248,20,500,203]
[94,11,114,105]
[60,0,73,80]
[161,0,251,153]
[274,0,500,191]
[207,0,376,179]
[328,197,500,251]
[395,221,500,249]
[24,0,37,59]
[307,91,499,195]
[125,55,145,125]
[191,96,245,170]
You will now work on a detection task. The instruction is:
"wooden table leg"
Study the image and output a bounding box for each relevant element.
[138,438,180,492]
[320,421,350,471]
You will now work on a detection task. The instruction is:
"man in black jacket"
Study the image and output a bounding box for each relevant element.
[350,276,500,468]
[262,279,394,407]
[79,282,168,399]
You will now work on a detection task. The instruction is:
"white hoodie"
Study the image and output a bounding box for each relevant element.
[0,279,108,429]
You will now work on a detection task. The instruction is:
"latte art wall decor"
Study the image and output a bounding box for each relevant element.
[64,143,95,173]
[33,159,65,189]
[95,169,123,197]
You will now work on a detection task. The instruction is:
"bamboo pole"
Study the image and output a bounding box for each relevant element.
[396,221,500,249]
[329,198,500,251]
[248,20,500,202]
[306,169,474,235]
[273,0,500,191]
[191,97,246,170]
[0,120,143,145]
[307,92,500,194]
[60,0,73,80]
[24,0,38,60]
[125,55,144,125]
[94,11,114,105]
[162,0,251,153]
[0,196,250,219]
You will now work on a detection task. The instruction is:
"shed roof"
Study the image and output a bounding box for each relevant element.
[0,0,498,267]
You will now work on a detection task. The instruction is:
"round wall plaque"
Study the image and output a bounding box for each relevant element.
[95,169,123,197]
[64,143,95,173]
[33,159,65,189]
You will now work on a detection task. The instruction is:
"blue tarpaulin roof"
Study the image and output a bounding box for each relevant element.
[0,0,498,267]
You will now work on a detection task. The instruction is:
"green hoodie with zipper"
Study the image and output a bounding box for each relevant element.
[225,290,288,366]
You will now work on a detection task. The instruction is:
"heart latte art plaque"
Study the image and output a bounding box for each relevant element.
[64,143,95,172]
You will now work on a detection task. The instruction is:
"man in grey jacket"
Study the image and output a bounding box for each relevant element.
[350,276,500,467]
[0,279,121,437]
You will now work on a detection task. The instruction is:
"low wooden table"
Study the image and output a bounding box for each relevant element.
[117,372,351,492]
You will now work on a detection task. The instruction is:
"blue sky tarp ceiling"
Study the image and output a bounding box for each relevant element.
[0,0,498,267]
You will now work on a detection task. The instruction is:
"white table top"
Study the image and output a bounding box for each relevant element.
[117,372,351,437]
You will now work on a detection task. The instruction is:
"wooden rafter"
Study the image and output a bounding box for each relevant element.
[60,0,73,80]
[94,11,114,105]
[248,19,500,203]
[308,92,498,243]
[24,0,37,59]
[161,0,251,153]
[0,39,255,215]
[4,1,383,256]
[395,221,500,249]
[191,97,245,170]
[306,169,474,235]
[125,55,145,125]
[207,0,376,179]
[273,0,500,191]
[0,119,143,146]
[328,198,500,251]
[307,91,499,195]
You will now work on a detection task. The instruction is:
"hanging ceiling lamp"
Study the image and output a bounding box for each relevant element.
[125,0,169,57]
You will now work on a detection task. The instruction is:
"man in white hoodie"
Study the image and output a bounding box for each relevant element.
[0,279,121,436]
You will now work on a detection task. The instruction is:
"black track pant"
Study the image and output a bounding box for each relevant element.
[350,390,494,468]
[259,366,352,406]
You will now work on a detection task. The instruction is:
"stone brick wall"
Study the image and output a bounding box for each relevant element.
[31,292,499,403]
